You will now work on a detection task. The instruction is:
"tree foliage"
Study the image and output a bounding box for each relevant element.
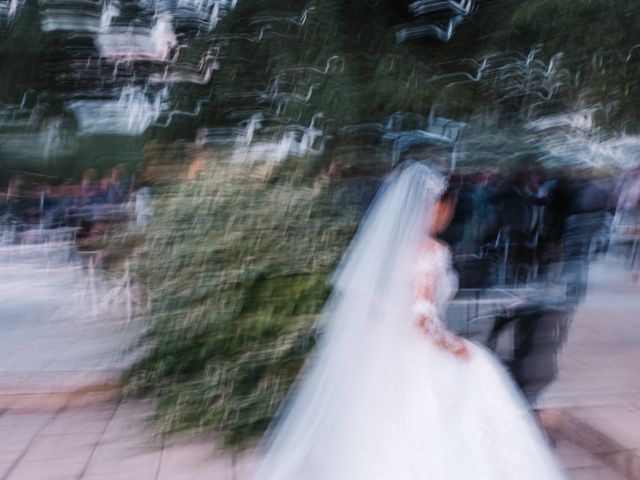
[124,158,371,447]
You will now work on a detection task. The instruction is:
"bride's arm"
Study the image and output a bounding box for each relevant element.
[413,264,469,359]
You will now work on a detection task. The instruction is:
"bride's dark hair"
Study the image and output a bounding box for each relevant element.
[439,179,458,203]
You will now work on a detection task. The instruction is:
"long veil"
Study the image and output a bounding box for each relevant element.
[253,162,447,479]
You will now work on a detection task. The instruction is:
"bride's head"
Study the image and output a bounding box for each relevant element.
[429,184,457,236]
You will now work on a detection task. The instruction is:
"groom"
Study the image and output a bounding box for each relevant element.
[440,173,571,404]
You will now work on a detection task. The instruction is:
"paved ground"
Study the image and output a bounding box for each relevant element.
[537,258,640,479]
[0,401,239,480]
[0,244,138,409]
[1,252,639,479]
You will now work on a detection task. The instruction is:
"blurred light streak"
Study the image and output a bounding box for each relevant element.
[395,0,478,43]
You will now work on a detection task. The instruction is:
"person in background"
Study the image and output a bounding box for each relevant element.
[614,167,640,281]
[106,164,130,203]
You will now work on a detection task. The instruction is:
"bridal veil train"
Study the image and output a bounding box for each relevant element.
[251,162,567,479]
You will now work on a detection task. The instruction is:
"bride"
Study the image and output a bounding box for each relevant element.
[252,162,567,479]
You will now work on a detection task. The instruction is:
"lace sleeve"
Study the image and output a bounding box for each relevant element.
[413,246,462,351]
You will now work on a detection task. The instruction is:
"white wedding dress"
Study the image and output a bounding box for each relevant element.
[252,163,567,480]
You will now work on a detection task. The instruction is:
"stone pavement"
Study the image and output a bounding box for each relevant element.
[538,258,640,479]
[1,255,640,479]
[0,401,239,480]
[0,244,139,409]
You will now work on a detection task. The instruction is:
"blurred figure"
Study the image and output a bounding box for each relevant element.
[440,164,577,408]
[469,171,501,247]
[561,169,615,303]
[614,167,640,280]
[74,169,100,210]
[1,175,25,217]
[68,169,99,243]
[0,176,28,243]
[252,163,566,480]
[40,180,76,229]
[488,302,573,404]
[106,164,130,203]
[441,171,502,288]
[133,182,153,231]
[537,173,574,282]
[616,167,640,219]
[97,175,112,203]
[496,160,550,285]
[186,154,206,180]
[6,176,43,227]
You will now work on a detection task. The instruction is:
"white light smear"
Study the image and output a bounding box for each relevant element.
[95,13,178,62]
[39,0,237,33]
[528,110,596,133]
[431,48,570,110]
[395,0,478,42]
[0,0,23,23]
[136,0,237,30]
[249,6,315,29]
[148,48,220,84]
[0,100,45,129]
[339,112,466,165]
[229,113,326,163]
[194,113,326,163]
[40,0,105,33]
[0,118,77,162]
[529,110,640,169]
[31,0,240,147]
[67,85,168,135]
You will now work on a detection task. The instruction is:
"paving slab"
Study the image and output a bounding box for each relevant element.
[1,251,639,478]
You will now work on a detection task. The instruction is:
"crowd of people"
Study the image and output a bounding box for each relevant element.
[444,160,624,297]
[0,165,150,254]
[439,157,640,402]
[2,156,639,406]
[4,156,639,280]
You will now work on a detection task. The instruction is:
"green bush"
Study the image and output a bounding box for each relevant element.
[124,160,365,448]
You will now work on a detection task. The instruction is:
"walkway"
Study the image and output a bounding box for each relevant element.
[1,255,639,479]
[538,258,640,479]
[0,243,138,409]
